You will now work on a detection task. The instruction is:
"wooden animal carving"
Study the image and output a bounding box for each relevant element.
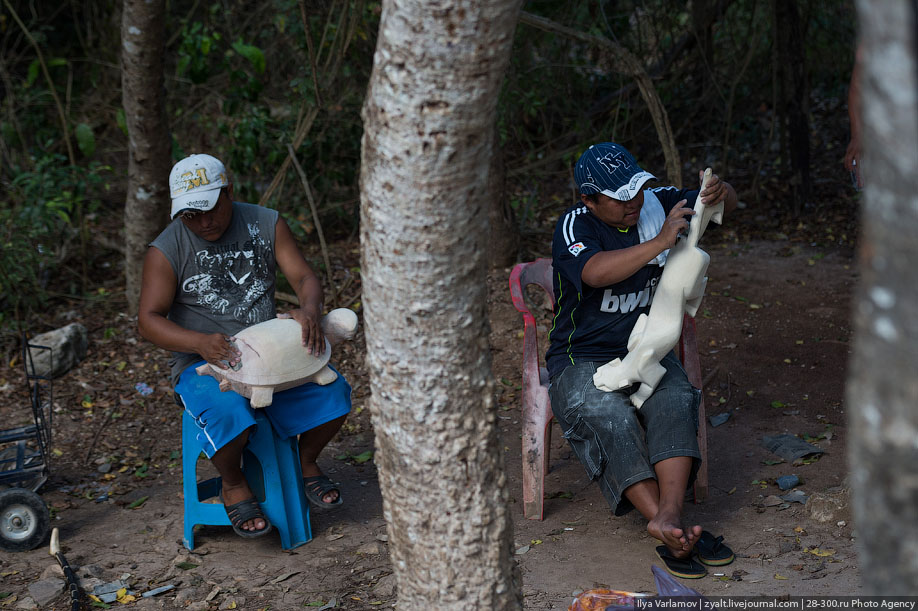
[593,169,724,408]
[196,308,358,407]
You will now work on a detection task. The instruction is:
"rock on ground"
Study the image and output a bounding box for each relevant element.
[26,578,63,606]
[26,323,88,379]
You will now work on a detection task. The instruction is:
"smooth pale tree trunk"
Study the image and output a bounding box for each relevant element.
[122,0,171,314]
[848,0,918,594]
[359,1,523,608]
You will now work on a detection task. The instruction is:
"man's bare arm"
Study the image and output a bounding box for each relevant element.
[137,247,239,368]
[582,200,694,287]
[582,176,737,288]
[274,217,325,355]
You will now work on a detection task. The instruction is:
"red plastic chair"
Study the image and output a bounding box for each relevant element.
[509,258,708,520]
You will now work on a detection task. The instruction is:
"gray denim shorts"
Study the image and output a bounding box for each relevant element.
[548,351,701,515]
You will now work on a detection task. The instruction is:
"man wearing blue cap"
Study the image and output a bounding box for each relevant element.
[547,142,738,578]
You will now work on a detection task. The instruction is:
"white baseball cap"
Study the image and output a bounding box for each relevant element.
[169,154,229,219]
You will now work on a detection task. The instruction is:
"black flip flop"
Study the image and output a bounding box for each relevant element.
[656,545,707,579]
[221,494,273,538]
[303,475,343,512]
[694,530,735,566]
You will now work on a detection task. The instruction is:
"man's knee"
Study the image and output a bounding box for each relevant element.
[669,386,699,421]
[216,424,255,453]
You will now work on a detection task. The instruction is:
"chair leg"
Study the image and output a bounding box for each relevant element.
[522,407,549,521]
[680,316,709,504]
[694,396,709,503]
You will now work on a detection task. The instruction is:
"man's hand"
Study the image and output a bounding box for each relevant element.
[699,171,729,206]
[844,137,860,173]
[844,139,862,188]
[656,200,695,249]
[279,307,326,356]
[199,333,242,369]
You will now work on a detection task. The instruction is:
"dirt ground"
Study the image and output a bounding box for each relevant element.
[0,226,860,609]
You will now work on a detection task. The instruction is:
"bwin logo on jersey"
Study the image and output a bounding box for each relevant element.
[600,277,658,313]
[568,241,586,256]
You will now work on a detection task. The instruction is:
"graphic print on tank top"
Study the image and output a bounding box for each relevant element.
[181,221,274,324]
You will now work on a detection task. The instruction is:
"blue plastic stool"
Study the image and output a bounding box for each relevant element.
[181,409,312,550]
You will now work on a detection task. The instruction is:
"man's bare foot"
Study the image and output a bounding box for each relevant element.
[684,523,702,549]
[647,509,702,558]
[222,481,266,533]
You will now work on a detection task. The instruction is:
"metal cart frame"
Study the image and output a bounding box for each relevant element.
[0,338,54,551]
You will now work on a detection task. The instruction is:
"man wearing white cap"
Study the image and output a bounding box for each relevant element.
[138,154,350,538]
[546,142,738,578]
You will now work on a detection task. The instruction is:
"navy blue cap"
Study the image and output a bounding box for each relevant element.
[575,143,656,201]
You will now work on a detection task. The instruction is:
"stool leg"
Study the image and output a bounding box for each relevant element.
[182,411,199,551]
[182,410,313,549]
[245,412,312,550]
[274,435,312,549]
[182,412,233,550]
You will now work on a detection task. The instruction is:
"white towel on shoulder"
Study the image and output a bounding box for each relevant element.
[637,190,668,266]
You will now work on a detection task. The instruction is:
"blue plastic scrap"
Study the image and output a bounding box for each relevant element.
[776,474,800,490]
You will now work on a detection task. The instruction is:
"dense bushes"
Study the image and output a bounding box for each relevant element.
[0,0,857,331]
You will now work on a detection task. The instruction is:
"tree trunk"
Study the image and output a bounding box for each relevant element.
[359,1,523,608]
[773,0,810,213]
[487,120,519,269]
[692,0,714,94]
[122,0,171,314]
[848,0,918,595]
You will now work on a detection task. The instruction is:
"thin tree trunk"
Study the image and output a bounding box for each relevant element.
[359,1,523,608]
[122,0,171,314]
[848,0,918,595]
[488,120,518,269]
[692,0,715,93]
[774,0,810,213]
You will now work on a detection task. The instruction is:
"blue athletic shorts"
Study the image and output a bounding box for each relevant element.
[176,360,352,458]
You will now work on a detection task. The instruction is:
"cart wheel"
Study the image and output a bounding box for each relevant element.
[0,488,50,552]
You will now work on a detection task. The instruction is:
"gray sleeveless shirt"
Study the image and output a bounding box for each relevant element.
[150,202,279,384]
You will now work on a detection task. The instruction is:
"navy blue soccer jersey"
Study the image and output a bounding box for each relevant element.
[546,186,698,380]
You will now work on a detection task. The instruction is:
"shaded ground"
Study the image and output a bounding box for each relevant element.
[498,236,858,608]
[0,213,859,609]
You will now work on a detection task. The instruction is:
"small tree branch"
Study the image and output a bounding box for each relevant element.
[257,106,319,206]
[286,143,338,307]
[298,0,324,107]
[720,4,762,175]
[4,0,76,166]
[259,2,358,209]
[275,290,300,305]
[518,11,682,187]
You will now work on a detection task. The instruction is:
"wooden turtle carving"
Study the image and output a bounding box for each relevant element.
[195,308,358,407]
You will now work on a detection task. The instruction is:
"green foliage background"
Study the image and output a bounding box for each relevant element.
[0,0,857,334]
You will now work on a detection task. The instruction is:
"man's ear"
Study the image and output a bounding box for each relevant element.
[226,182,235,201]
[580,193,594,211]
